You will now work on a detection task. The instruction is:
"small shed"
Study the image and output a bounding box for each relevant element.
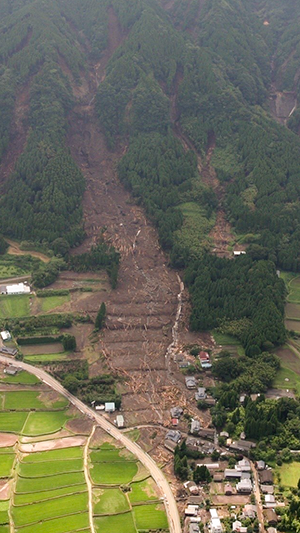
[116,415,124,428]
[4,366,18,376]
[105,402,115,413]
[225,483,233,495]
[0,331,11,341]
[264,509,278,526]
[259,470,273,485]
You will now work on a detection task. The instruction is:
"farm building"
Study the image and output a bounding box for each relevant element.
[213,473,223,482]
[1,346,17,356]
[232,521,247,533]
[190,420,201,435]
[4,365,18,376]
[164,439,177,453]
[6,283,30,295]
[189,524,200,533]
[195,387,207,401]
[184,481,199,495]
[115,415,124,428]
[257,460,266,470]
[185,505,198,517]
[170,406,183,418]
[210,510,222,533]
[261,485,274,494]
[225,483,233,495]
[259,470,273,485]
[236,458,251,472]
[242,505,257,519]
[166,430,181,443]
[236,479,252,493]
[225,469,242,479]
[105,402,115,412]
[0,331,11,341]
[185,376,197,389]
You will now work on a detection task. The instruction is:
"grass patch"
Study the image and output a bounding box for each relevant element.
[94,488,130,515]
[19,458,83,478]
[133,503,168,530]
[273,366,300,395]
[22,447,83,463]
[175,202,214,258]
[37,295,70,313]
[125,429,140,442]
[90,448,132,463]
[14,484,87,505]
[13,492,88,527]
[16,471,85,493]
[129,479,158,503]
[90,461,138,485]
[0,511,8,526]
[279,462,300,487]
[0,454,14,477]
[15,512,89,533]
[21,410,70,436]
[0,295,30,318]
[4,391,45,411]
[95,512,136,533]
[0,526,9,533]
[212,331,241,345]
[1,371,40,385]
[0,412,28,433]
[24,353,68,363]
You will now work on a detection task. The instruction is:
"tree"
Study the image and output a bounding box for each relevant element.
[63,375,79,393]
[61,334,76,351]
[95,302,106,330]
[193,465,211,484]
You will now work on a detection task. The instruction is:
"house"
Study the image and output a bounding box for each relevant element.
[164,439,177,453]
[200,361,212,369]
[0,286,6,295]
[189,524,200,533]
[184,481,199,495]
[4,365,18,376]
[190,420,201,435]
[264,510,278,526]
[214,472,223,482]
[185,505,199,516]
[264,495,276,507]
[205,397,216,406]
[166,430,181,443]
[170,406,183,418]
[225,469,242,479]
[243,505,257,519]
[0,331,11,341]
[195,387,207,401]
[232,521,247,533]
[185,376,197,389]
[236,458,251,472]
[115,415,124,428]
[230,440,256,454]
[198,428,215,441]
[225,483,233,495]
[259,470,273,485]
[210,511,222,533]
[233,251,246,256]
[104,402,115,413]
[1,346,17,356]
[236,479,252,493]
[261,485,274,495]
[6,283,30,295]
[197,463,219,470]
[199,351,210,362]
[256,460,266,470]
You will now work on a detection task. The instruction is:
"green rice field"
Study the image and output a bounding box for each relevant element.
[13,492,88,527]
[94,488,130,515]
[95,512,136,533]
[0,412,28,433]
[22,447,83,463]
[133,503,168,530]
[90,461,138,485]
[19,458,83,478]
[129,478,159,503]
[21,410,70,436]
[16,472,86,493]
[4,391,45,410]
[0,454,14,477]
[14,484,87,506]
[15,512,89,533]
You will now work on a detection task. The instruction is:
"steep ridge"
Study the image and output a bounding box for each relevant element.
[66,9,180,423]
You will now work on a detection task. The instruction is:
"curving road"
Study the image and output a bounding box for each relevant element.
[0,355,181,533]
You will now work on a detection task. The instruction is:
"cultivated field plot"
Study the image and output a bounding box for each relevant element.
[16,471,86,493]
[90,442,167,532]
[21,343,64,355]
[285,319,300,332]
[274,346,300,395]
[279,462,300,487]
[0,453,14,477]
[14,512,90,533]
[37,294,70,313]
[0,295,30,318]
[21,411,70,436]
[1,371,40,385]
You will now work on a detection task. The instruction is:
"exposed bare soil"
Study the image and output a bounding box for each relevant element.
[20,435,87,453]
[0,433,18,447]
[6,239,50,263]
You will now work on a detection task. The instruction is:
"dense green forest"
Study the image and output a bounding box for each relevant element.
[1,0,300,353]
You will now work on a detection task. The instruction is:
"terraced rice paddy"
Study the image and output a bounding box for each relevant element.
[0,372,167,532]
[90,442,168,532]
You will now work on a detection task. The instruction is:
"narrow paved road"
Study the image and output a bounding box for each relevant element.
[250,461,265,532]
[0,355,181,533]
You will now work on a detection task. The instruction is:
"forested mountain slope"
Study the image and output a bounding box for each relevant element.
[1,0,300,353]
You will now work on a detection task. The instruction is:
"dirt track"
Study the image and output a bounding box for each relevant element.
[66,9,179,423]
